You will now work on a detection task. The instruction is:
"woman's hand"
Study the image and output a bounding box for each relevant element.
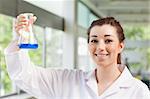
[14,13,37,39]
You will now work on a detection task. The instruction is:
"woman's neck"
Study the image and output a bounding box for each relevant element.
[96,63,121,84]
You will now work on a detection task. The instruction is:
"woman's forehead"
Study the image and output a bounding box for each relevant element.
[90,25,117,37]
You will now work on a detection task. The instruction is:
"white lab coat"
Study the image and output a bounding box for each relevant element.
[4,41,150,99]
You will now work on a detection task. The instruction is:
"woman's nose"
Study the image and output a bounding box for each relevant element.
[97,41,105,51]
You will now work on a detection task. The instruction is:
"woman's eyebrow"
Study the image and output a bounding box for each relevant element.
[104,34,111,37]
[90,35,97,37]
[90,35,114,37]
[104,34,114,37]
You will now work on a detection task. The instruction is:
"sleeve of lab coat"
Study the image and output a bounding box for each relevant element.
[4,40,65,97]
[133,80,150,99]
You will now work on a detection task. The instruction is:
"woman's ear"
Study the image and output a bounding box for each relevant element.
[119,42,125,53]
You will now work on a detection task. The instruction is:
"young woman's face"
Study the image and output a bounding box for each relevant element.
[88,24,124,67]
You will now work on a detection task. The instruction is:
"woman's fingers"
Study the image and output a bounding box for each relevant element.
[14,13,36,35]
[15,19,28,35]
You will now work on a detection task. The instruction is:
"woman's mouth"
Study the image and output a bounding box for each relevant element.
[95,53,109,56]
[95,53,109,59]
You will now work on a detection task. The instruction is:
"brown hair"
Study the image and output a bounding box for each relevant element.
[87,17,125,64]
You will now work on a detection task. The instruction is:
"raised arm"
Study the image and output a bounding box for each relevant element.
[4,14,57,98]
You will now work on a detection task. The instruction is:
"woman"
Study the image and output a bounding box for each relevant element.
[5,14,150,99]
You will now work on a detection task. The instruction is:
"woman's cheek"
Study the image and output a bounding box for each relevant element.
[107,44,119,55]
[89,44,96,55]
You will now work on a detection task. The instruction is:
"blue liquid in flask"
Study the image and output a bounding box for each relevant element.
[19,44,38,49]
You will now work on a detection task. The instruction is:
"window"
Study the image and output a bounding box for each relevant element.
[77,2,99,28]
[89,13,98,26]
[77,2,90,28]
[0,14,14,96]
[45,27,63,68]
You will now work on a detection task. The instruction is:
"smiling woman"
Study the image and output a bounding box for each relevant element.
[4,15,150,99]
[87,17,125,95]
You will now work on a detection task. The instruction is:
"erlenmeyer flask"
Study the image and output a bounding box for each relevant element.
[18,13,38,49]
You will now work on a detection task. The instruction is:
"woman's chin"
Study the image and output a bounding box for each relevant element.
[96,61,107,67]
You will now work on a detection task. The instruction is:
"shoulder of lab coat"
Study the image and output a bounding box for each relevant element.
[131,77,150,98]
[122,67,150,98]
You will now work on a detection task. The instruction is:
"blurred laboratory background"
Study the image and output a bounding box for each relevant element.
[0,0,150,98]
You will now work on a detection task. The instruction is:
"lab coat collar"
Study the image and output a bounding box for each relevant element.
[85,64,134,97]
[116,65,134,88]
[101,65,134,97]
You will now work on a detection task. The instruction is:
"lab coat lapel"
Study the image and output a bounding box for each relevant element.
[101,66,133,98]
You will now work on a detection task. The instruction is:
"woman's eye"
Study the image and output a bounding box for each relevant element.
[105,39,112,43]
[90,40,98,43]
